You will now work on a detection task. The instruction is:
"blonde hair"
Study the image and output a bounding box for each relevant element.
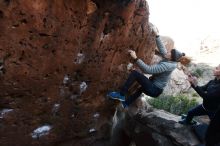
[178,56,192,66]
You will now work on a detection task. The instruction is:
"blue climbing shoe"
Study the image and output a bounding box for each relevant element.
[121,101,128,108]
[107,92,125,101]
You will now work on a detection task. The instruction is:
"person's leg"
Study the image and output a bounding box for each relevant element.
[120,70,161,97]
[123,85,162,108]
[121,70,162,106]
[107,70,142,101]
[141,83,163,97]
[108,70,161,103]
[205,109,220,146]
[206,110,216,120]
[120,70,145,95]
[185,104,207,123]
[124,87,143,106]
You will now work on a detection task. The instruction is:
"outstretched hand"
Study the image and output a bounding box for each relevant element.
[128,50,137,60]
[188,75,198,86]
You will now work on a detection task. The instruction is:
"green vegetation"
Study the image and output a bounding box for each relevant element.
[192,68,204,77]
[148,94,199,115]
[192,92,199,97]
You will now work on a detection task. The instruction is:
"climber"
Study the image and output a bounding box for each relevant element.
[107,24,191,108]
[179,64,220,125]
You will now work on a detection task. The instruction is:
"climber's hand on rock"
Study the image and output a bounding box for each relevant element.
[128,50,137,60]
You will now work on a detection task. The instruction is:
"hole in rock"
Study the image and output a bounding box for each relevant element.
[20,19,27,24]
[0,10,4,18]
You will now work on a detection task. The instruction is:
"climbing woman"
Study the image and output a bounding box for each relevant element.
[107,24,191,108]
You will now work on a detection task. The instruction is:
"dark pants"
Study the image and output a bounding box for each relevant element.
[205,108,220,146]
[120,70,163,106]
[186,104,215,123]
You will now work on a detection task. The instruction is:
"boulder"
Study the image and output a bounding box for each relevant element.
[0,0,156,145]
[111,101,201,146]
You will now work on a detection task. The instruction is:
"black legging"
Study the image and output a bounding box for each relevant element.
[185,104,215,123]
[120,70,163,105]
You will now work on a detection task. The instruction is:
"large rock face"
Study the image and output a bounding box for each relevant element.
[0,0,155,145]
[163,68,191,96]
[111,104,201,146]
